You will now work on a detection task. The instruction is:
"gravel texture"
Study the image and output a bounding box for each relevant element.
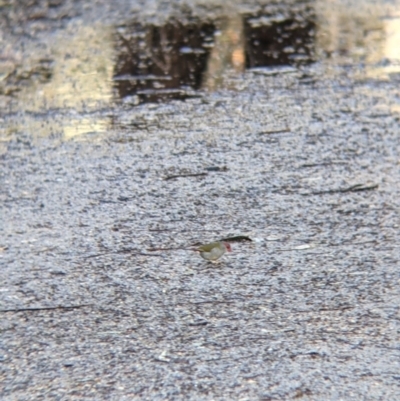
[1,0,400,400]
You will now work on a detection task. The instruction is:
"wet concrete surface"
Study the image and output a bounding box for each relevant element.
[1,0,400,400]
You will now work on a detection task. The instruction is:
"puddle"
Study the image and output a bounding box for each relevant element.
[112,2,400,105]
[113,20,216,104]
[0,23,114,141]
[244,14,315,67]
[113,13,315,104]
[1,0,400,140]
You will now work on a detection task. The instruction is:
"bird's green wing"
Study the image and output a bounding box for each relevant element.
[198,242,220,252]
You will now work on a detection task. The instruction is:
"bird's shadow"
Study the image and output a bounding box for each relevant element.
[190,260,235,271]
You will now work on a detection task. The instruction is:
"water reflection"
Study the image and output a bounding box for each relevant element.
[245,14,315,67]
[0,23,113,140]
[113,12,315,104]
[113,20,215,104]
[315,0,400,79]
[1,0,400,140]
[202,14,246,91]
[4,24,113,112]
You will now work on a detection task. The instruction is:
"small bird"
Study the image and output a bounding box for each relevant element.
[197,241,232,261]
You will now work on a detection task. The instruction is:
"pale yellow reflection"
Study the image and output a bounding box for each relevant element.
[316,0,400,80]
[5,23,114,139]
[202,14,246,91]
[62,117,110,140]
[25,23,113,111]
[0,115,110,142]
[384,17,400,60]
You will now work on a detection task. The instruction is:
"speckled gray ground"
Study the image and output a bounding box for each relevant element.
[1,1,400,400]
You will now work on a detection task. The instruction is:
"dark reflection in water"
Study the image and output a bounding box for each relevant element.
[245,16,315,67]
[113,13,315,105]
[114,21,216,104]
